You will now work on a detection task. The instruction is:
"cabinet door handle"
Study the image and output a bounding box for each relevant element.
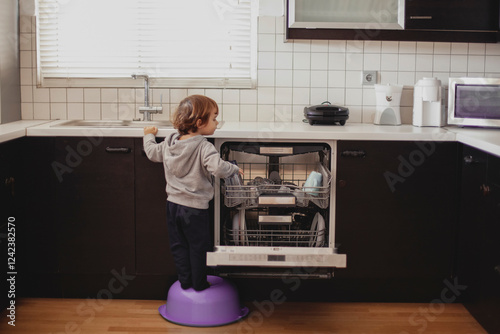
[410,16,433,20]
[341,150,366,158]
[5,177,15,197]
[480,184,491,197]
[494,265,500,276]
[464,155,481,165]
[105,147,131,154]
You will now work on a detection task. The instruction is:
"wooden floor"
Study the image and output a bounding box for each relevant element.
[0,298,486,334]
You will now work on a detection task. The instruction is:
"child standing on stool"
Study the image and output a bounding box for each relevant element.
[143,95,241,291]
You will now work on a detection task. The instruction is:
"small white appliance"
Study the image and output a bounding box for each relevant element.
[374,84,403,126]
[413,77,445,127]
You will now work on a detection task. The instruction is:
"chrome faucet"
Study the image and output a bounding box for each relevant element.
[131,74,163,121]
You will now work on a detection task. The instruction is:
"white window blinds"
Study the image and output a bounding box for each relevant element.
[37,0,257,88]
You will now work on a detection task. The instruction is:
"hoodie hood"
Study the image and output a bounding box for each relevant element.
[164,133,206,178]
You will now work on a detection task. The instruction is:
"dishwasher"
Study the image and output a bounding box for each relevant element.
[207,139,346,278]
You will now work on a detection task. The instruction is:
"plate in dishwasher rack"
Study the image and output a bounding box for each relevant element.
[309,212,325,247]
[239,209,247,246]
[232,214,239,246]
[316,214,325,246]
[232,209,247,246]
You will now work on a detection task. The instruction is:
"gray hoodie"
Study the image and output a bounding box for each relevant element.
[143,133,239,209]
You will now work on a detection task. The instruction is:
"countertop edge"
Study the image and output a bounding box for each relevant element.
[23,120,457,141]
[0,120,53,144]
[3,120,500,157]
[457,134,500,157]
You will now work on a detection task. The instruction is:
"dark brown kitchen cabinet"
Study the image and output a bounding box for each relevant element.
[134,138,177,298]
[0,221,6,310]
[134,139,172,274]
[335,140,459,301]
[0,139,19,309]
[286,0,499,42]
[53,137,135,277]
[0,140,17,223]
[15,137,61,298]
[10,137,178,300]
[457,144,500,334]
[405,0,498,31]
[135,137,170,274]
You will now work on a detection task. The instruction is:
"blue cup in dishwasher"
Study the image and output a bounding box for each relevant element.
[303,171,322,196]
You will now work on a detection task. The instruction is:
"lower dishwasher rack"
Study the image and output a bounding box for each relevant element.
[223,208,327,248]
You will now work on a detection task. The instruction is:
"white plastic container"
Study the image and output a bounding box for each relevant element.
[413,77,445,127]
[374,84,403,126]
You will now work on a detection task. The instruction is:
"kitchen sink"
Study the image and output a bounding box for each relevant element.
[53,119,224,128]
[52,120,174,128]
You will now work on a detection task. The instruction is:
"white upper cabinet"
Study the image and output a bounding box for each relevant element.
[288,0,405,30]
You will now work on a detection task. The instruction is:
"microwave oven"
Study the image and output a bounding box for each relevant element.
[448,77,500,128]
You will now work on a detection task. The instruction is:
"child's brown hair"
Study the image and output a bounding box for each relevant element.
[172,95,219,135]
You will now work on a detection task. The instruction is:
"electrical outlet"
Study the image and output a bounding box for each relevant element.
[362,71,377,85]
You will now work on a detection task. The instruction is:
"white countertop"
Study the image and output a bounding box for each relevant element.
[2,119,500,157]
[207,121,456,142]
[447,126,500,157]
[23,119,456,141]
[0,120,51,143]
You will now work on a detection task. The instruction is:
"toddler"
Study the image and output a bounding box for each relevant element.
[143,95,241,291]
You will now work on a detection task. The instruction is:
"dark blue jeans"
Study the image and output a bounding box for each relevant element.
[166,201,211,291]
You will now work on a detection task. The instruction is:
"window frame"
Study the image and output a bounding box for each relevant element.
[35,0,258,89]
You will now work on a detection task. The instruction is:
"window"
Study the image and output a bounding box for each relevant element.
[37,0,257,88]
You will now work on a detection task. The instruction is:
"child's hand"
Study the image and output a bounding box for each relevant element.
[144,126,158,136]
[238,168,244,176]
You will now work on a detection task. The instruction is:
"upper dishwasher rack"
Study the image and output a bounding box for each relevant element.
[220,142,332,209]
[223,162,331,209]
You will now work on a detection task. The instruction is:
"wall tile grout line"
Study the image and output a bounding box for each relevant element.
[18,11,500,124]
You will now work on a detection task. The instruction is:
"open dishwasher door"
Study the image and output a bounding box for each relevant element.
[207,139,346,275]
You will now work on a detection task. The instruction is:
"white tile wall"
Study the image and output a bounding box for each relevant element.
[19,14,500,124]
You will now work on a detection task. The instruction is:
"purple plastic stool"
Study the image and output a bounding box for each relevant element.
[158,275,249,327]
